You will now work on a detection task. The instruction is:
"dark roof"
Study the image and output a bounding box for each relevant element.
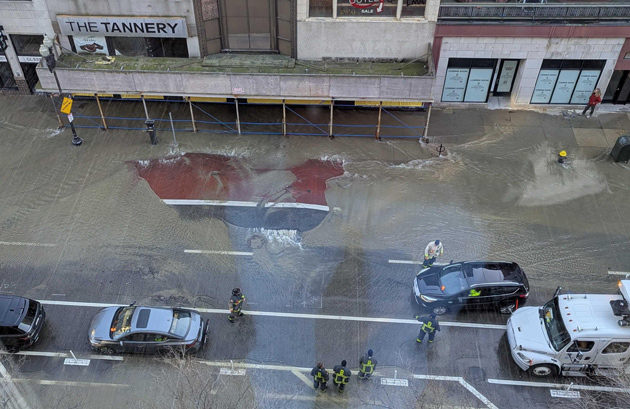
[0,296,28,327]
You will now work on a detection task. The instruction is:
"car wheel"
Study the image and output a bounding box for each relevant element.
[99,346,116,355]
[432,306,448,315]
[499,302,517,315]
[202,319,210,349]
[529,364,558,377]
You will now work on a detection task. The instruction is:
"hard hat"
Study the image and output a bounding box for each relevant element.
[367,349,373,357]
[559,150,567,157]
[435,240,440,246]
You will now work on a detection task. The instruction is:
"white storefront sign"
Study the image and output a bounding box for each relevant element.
[465,68,493,102]
[57,16,188,38]
[0,55,41,63]
[73,36,108,55]
[531,69,559,104]
[570,70,601,104]
[442,68,469,102]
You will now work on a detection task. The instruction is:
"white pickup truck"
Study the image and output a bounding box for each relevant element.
[507,280,630,377]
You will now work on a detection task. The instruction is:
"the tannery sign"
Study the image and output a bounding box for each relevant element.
[57,16,188,38]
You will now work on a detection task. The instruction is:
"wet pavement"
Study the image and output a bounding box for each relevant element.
[0,95,629,408]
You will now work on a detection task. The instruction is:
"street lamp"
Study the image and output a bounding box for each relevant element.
[39,34,82,146]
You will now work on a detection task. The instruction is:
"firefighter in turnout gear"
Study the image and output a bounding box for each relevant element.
[332,360,351,392]
[422,240,444,268]
[416,313,441,343]
[310,362,329,392]
[358,349,377,380]
[228,288,245,322]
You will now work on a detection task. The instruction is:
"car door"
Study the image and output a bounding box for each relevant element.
[596,340,630,368]
[560,340,598,366]
[458,286,491,308]
[144,333,173,354]
[120,333,148,354]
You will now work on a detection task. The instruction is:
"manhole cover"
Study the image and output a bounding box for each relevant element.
[465,366,486,383]
[247,234,266,249]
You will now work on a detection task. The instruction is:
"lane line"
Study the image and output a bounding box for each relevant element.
[291,369,314,387]
[38,300,506,330]
[388,260,448,266]
[608,271,630,276]
[412,374,497,409]
[0,241,56,247]
[487,378,630,393]
[184,250,254,256]
[1,351,123,361]
[12,379,129,388]
[162,199,329,212]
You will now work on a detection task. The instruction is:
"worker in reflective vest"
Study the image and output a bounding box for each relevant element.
[310,362,329,392]
[332,360,351,392]
[228,288,245,322]
[358,349,377,380]
[416,313,441,343]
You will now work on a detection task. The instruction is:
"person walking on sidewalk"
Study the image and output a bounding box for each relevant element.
[582,88,601,118]
[358,349,377,380]
[416,313,441,343]
[228,288,245,322]
[422,240,444,268]
[310,362,329,392]
[332,360,351,392]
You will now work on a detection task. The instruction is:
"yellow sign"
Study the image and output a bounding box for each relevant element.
[60,97,73,114]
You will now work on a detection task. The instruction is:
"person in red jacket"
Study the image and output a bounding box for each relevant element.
[582,88,601,118]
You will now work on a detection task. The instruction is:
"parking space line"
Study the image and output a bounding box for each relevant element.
[184,250,254,256]
[0,241,56,247]
[487,378,630,393]
[608,271,630,276]
[12,379,129,388]
[1,351,124,361]
[163,199,329,212]
[412,374,498,409]
[38,299,506,330]
[291,369,314,387]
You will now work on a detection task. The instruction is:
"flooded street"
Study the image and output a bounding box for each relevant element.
[1,95,630,408]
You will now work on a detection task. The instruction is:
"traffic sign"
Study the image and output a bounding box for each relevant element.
[67,113,74,122]
[60,97,73,114]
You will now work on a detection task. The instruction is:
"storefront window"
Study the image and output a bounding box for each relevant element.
[10,34,43,56]
[310,0,333,17]
[337,0,397,17]
[400,0,426,17]
[111,37,188,58]
[442,58,496,103]
[0,61,17,89]
[531,60,604,104]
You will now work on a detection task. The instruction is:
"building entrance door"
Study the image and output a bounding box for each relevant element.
[604,70,630,105]
[220,0,276,51]
[493,59,519,96]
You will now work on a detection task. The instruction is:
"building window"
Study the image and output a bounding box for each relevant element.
[10,34,43,56]
[400,0,426,17]
[624,52,630,60]
[531,60,604,105]
[107,37,189,58]
[442,58,497,103]
[310,0,333,17]
[0,61,17,89]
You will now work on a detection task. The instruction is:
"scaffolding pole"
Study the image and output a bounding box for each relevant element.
[375,101,382,141]
[50,94,64,129]
[141,95,150,120]
[422,103,432,142]
[188,98,197,132]
[282,99,287,136]
[235,99,242,135]
[328,100,334,138]
[95,94,108,130]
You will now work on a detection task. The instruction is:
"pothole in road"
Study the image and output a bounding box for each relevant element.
[465,366,486,384]
[247,234,267,249]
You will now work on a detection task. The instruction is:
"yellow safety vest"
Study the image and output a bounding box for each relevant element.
[361,359,374,375]
[469,289,481,297]
[334,369,349,384]
[314,370,326,382]
[422,321,436,333]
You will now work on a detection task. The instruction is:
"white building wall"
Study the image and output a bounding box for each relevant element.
[434,37,625,106]
[297,0,439,61]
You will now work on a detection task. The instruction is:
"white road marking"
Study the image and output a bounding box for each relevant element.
[487,378,630,393]
[184,249,254,256]
[38,299,506,330]
[291,369,314,387]
[388,260,448,266]
[1,350,123,361]
[0,241,56,247]
[219,368,246,376]
[608,271,630,276]
[413,375,498,409]
[163,199,329,212]
[12,379,129,388]
[550,389,580,399]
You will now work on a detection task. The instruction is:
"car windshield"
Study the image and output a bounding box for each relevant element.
[541,298,571,351]
[439,266,469,295]
[17,300,37,333]
[110,307,136,338]
[169,310,191,337]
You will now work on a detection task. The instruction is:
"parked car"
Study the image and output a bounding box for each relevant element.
[88,304,208,355]
[0,296,45,352]
[413,261,529,315]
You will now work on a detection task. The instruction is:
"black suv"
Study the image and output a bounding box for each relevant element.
[413,261,529,315]
[0,296,45,351]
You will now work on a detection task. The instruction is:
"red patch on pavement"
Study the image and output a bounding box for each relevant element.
[133,153,344,207]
